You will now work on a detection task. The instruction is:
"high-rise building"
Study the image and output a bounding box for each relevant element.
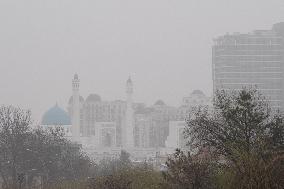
[212,22,284,110]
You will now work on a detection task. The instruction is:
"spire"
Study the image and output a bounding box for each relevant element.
[126,76,133,94]
[125,76,134,148]
[127,76,132,84]
[71,73,81,137]
[72,73,80,92]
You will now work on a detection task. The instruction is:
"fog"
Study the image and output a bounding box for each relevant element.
[0,0,283,122]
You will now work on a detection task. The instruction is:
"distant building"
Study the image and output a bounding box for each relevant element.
[166,90,212,150]
[134,113,152,148]
[165,121,187,149]
[41,74,212,158]
[94,122,117,148]
[177,90,212,120]
[149,101,176,147]
[212,22,284,110]
[67,74,132,149]
[133,100,176,148]
[182,90,211,107]
[78,95,126,147]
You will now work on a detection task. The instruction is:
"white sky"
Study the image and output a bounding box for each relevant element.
[0,0,284,123]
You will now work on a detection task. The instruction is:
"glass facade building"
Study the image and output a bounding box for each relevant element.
[212,23,284,110]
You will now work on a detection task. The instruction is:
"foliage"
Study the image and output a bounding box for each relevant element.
[88,150,165,189]
[93,150,131,177]
[0,105,92,189]
[185,89,284,189]
[46,179,88,189]
[163,149,217,189]
[90,166,165,189]
[28,128,92,187]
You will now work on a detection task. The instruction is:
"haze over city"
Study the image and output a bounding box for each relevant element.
[0,0,284,122]
[0,0,284,188]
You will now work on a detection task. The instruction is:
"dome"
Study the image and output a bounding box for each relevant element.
[74,73,79,80]
[86,94,102,103]
[68,96,84,104]
[154,100,166,106]
[191,90,205,96]
[42,104,71,125]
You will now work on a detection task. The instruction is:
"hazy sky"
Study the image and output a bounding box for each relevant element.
[0,0,284,123]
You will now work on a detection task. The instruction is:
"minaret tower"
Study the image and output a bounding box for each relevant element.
[72,74,80,137]
[125,77,134,148]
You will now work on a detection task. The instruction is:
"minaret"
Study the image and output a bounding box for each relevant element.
[72,74,80,137]
[125,77,134,148]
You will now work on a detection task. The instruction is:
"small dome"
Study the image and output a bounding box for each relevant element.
[68,96,84,104]
[42,104,71,125]
[191,90,205,96]
[74,74,79,80]
[154,100,166,106]
[86,94,102,103]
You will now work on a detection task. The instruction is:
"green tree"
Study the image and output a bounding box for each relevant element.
[186,89,284,189]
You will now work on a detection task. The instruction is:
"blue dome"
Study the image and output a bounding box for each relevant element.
[42,104,71,125]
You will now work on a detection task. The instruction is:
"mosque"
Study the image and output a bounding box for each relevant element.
[41,74,212,160]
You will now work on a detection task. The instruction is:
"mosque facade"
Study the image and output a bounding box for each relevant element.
[41,74,212,159]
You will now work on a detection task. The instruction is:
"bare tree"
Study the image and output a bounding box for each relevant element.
[0,106,31,189]
[0,106,93,189]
